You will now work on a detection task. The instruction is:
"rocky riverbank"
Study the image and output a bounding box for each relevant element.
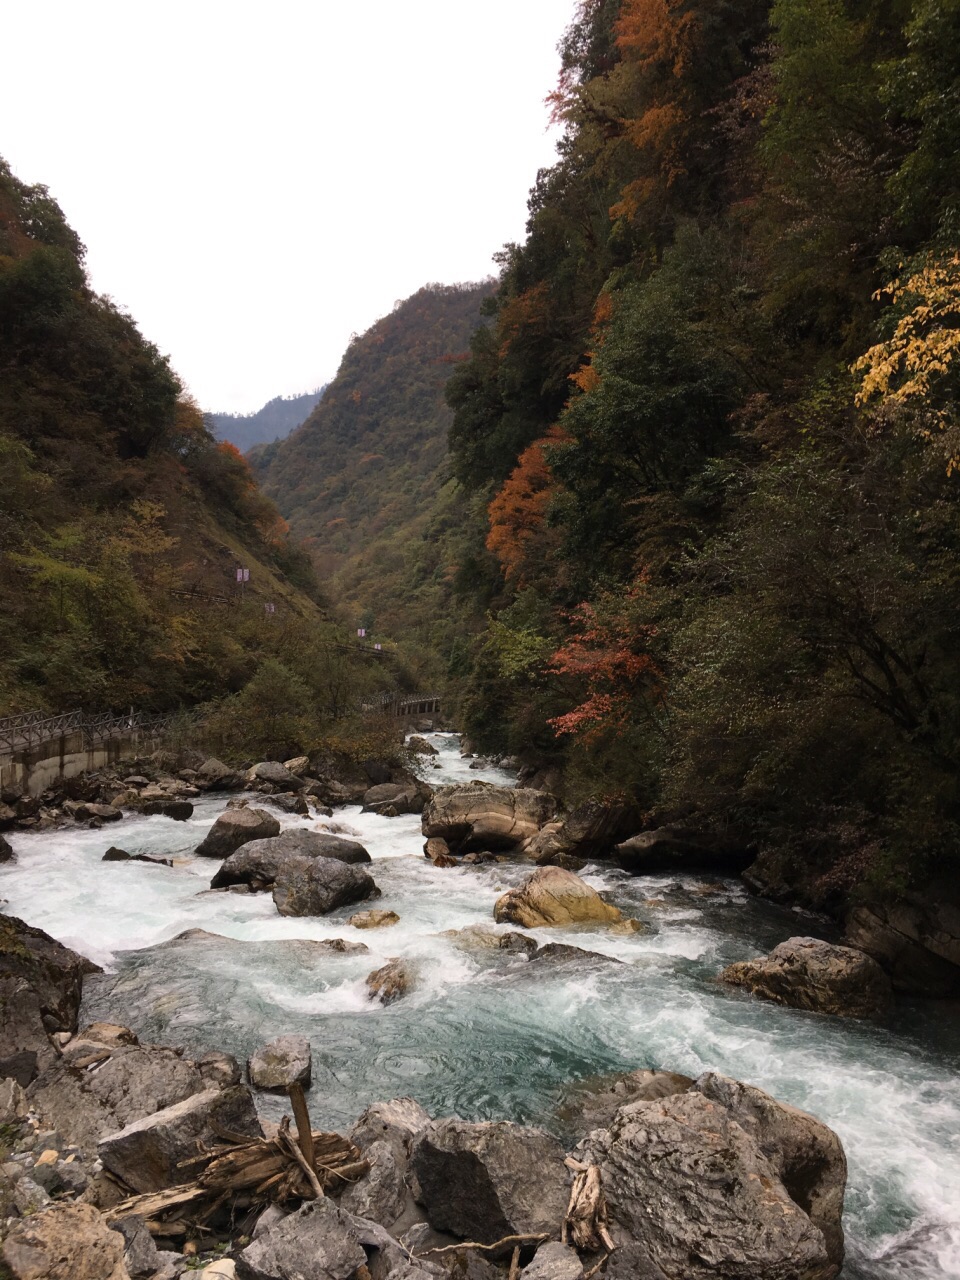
[0,906,849,1280]
[1,733,959,1278]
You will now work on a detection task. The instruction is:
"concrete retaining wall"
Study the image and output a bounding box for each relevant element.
[1,728,166,797]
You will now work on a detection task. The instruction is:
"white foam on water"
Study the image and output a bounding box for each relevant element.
[2,731,959,1277]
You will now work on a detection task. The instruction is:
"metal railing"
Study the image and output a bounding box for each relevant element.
[0,708,175,755]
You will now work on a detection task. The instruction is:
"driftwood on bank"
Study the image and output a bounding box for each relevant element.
[562,1158,615,1253]
[107,1084,367,1237]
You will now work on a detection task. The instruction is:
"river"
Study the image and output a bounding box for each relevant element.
[2,733,959,1278]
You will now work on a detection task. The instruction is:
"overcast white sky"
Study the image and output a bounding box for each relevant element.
[1,1,576,412]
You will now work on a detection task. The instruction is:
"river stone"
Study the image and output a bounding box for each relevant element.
[408,736,438,755]
[247,1034,312,1090]
[236,1198,367,1280]
[0,834,13,862]
[98,1084,262,1193]
[27,1038,209,1158]
[350,909,400,929]
[556,1068,694,1136]
[284,755,311,774]
[249,761,306,790]
[340,1137,408,1227]
[273,856,378,917]
[1,1202,130,1280]
[422,785,558,853]
[211,829,372,889]
[366,958,416,1004]
[351,1097,432,1152]
[577,1090,835,1280]
[194,807,281,858]
[521,1242,584,1280]
[0,913,100,1035]
[720,936,893,1017]
[526,942,622,968]
[140,799,193,820]
[197,758,242,789]
[412,1118,568,1245]
[494,867,622,928]
[693,1072,846,1270]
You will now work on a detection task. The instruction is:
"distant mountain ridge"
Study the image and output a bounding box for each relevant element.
[208,390,325,453]
[252,282,494,652]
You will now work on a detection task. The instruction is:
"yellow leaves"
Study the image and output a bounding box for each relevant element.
[853,253,960,473]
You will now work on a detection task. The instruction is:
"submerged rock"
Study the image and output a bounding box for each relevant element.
[140,799,193,820]
[493,866,622,928]
[272,856,378,917]
[720,936,893,1017]
[443,924,538,956]
[422,785,558,854]
[577,1085,842,1280]
[412,1118,568,1246]
[210,829,371,889]
[350,909,400,929]
[194,807,281,859]
[247,1034,312,1091]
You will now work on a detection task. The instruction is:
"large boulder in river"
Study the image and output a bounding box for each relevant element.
[272,856,378,917]
[613,825,752,875]
[494,866,622,928]
[412,1118,569,1245]
[576,1085,843,1280]
[719,936,893,1017]
[98,1084,262,1193]
[845,890,960,996]
[362,780,428,816]
[422,785,558,854]
[194,806,281,858]
[0,834,14,862]
[210,829,371,889]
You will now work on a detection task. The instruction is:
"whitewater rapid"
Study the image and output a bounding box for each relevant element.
[1,733,959,1278]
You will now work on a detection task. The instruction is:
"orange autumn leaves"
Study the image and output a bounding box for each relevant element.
[486,425,568,586]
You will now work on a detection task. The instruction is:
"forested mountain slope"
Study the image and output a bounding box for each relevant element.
[208,390,324,453]
[253,283,493,662]
[0,158,373,718]
[443,0,960,912]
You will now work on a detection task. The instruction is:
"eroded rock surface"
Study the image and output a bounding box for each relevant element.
[422,786,558,854]
[720,936,893,1017]
[247,1034,312,1091]
[210,829,371,889]
[272,856,378,917]
[412,1118,568,1245]
[494,867,621,929]
[1,1201,131,1280]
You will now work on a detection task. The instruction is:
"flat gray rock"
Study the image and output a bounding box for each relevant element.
[247,1034,312,1091]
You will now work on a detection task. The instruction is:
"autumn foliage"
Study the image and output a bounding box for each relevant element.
[486,426,568,585]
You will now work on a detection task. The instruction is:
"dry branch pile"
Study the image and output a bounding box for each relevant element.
[107,1085,367,1239]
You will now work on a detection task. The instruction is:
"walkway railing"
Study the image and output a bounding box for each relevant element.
[0,709,175,755]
